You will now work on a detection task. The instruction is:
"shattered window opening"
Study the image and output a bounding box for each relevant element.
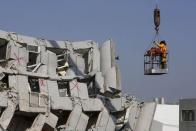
[27,45,40,72]
[28,77,40,93]
[0,39,8,61]
[57,81,70,97]
[27,52,39,71]
[27,45,40,53]
[0,74,9,91]
[47,48,70,76]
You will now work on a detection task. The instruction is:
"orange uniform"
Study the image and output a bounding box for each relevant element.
[158,43,167,54]
[157,41,167,68]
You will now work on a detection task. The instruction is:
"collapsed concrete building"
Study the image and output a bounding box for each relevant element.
[0,29,158,131]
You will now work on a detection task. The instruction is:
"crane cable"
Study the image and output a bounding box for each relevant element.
[145,1,161,52]
[154,0,161,36]
[145,31,162,53]
[154,4,160,34]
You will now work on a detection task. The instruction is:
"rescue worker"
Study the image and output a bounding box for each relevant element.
[156,40,167,69]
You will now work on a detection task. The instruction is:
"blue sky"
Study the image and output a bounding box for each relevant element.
[0,0,195,102]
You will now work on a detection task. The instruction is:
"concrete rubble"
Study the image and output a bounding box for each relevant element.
[0,29,158,131]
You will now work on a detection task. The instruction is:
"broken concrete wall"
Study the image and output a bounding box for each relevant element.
[100,40,121,96]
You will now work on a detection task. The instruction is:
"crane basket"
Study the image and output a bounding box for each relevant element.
[144,42,168,75]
